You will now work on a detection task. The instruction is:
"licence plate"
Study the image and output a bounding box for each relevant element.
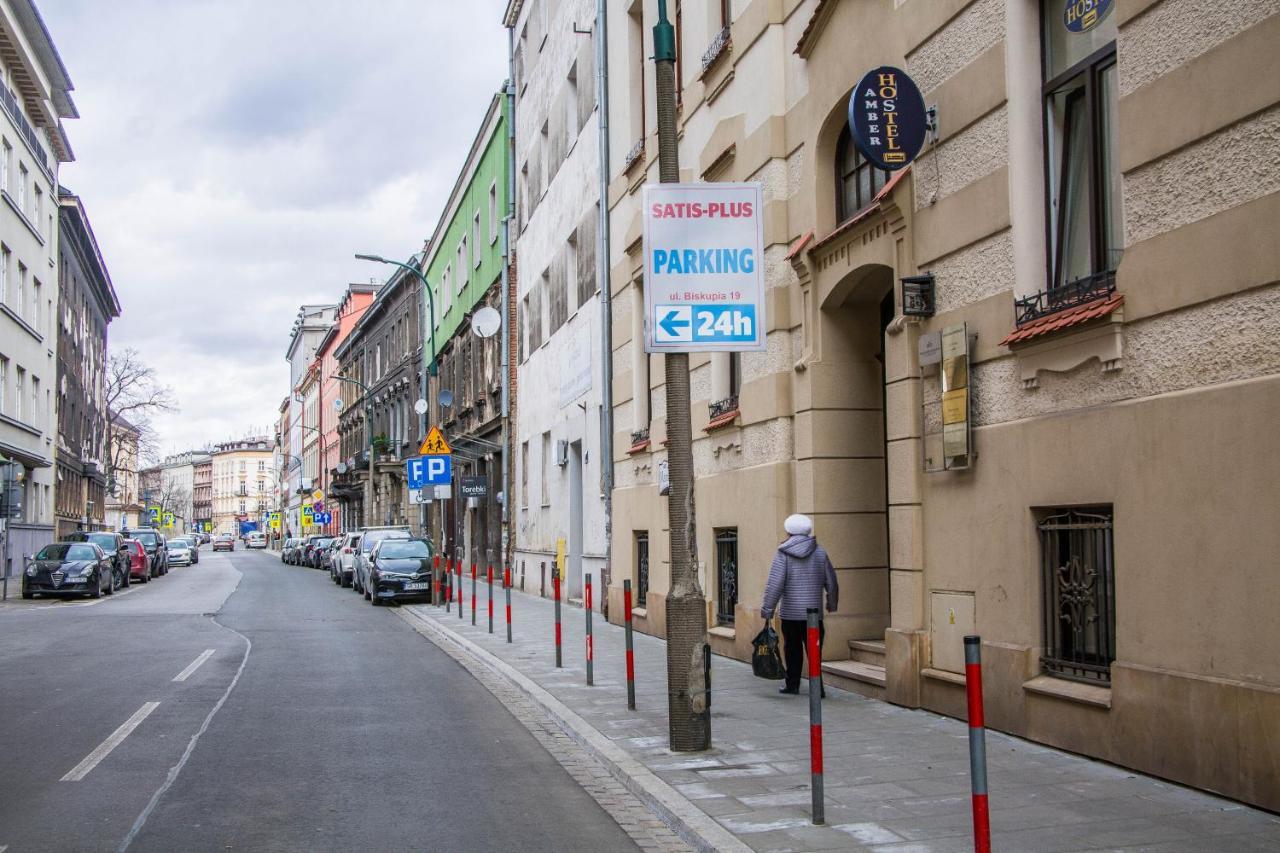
[403,582,428,591]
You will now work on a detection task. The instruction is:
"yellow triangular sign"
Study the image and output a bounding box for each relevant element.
[418,425,452,456]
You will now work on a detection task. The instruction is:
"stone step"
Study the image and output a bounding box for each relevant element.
[821,659,886,700]
[848,639,886,665]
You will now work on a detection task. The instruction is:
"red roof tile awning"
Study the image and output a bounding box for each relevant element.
[999,293,1124,347]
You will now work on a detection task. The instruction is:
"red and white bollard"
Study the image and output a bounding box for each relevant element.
[470,564,477,626]
[433,555,441,606]
[504,566,512,643]
[623,579,636,710]
[457,559,464,619]
[445,559,453,613]
[553,568,562,668]
[487,565,494,634]
[585,573,594,686]
[965,636,991,853]
[807,607,824,825]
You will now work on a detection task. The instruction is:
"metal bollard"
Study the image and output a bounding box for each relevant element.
[540,561,546,598]
[623,579,636,710]
[553,567,562,667]
[520,561,525,592]
[807,608,824,825]
[445,559,452,612]
[432,555,440,606]
[585,573,594,686]
[471,564,477,626]
[504,566,512,643]
[965,636,991,853]
[487,565,494,633]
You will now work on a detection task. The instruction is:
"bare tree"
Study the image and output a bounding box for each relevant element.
[105,349,175,495]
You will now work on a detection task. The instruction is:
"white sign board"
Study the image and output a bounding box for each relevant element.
[643,182,766,353]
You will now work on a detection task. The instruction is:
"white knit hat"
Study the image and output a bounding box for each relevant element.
[783,514,813,536]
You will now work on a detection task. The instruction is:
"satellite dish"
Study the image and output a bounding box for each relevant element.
[471,306,501,339]
[413,399,428,415]
[438,389,454,408]
[336,462,348,474]
[333,398,344,411]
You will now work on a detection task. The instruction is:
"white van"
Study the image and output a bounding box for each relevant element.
[246,531,268,549]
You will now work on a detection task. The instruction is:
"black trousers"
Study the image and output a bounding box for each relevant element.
[780,618,824,691]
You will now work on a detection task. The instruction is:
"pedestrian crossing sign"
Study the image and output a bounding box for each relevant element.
[418,425,451,456]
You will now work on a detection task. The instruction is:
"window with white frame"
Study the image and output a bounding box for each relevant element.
[0,356,7,415]
[473,213,481,267]
[520,439,529,509]
[33,186,42,231]
[16,263,25,319]
[457,238,468,289]
[15,366,24,420]
[1,139,9,192]
[488,182,498,243]
[1,244,8,303]
[17,164,26,211]
[442,264,453,314]
[540,431,551,506]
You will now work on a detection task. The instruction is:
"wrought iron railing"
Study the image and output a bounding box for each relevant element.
[635,532,649,607]
[630,426,650,447]
[1039,509,1115,684]
[623,137,645,173]
[701,26,731,73]
[715,528,738,625]
[708,395,739,422]
[1014,270,1116,325]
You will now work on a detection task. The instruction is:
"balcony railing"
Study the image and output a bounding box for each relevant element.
[708,395,739,422]
[0,84,51,176]
[1014,270,1116,326]
[623,138,645,173]
[701,26,731,73]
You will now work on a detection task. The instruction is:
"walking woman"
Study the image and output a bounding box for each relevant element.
[760,514,839,695]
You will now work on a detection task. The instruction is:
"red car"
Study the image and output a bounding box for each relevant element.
[124,539,153,583]
[212,535,235,552]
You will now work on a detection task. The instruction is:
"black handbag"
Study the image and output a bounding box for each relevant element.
[751,623,785,680]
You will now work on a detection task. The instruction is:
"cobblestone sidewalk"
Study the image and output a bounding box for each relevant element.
[405,586,1280,852]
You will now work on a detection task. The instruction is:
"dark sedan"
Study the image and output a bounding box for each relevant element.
[307,537,336,569]
[66,531,131,589]
[129,528,168,575]
[364,538,435,606]
[22,542,117,599]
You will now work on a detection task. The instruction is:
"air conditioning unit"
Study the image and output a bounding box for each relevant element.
[555,440,569,467]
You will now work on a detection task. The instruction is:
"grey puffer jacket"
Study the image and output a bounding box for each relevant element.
[760,535,838,621]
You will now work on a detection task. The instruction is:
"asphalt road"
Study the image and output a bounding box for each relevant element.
[0,546,637,853]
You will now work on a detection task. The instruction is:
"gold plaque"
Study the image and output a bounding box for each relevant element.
[944,422,969,458]
[942,356,968,392]
[941,323,966,359]
[942,389,967,425]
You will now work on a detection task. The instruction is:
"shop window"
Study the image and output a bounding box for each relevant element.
[635,531,649,607]
[1038,507,1115,684]
[1041,2,1122,292]
[715,527,738,625]
[835,126,888,221]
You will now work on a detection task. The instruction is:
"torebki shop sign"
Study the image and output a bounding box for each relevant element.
[643,182,766,354]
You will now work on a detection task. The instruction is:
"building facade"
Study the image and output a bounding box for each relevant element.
[334,258,424,532]
[507,0,605,600]
[158,450,207,535]
[284,304,336,536]
[192,457,211,532]
[418,92,510,569]
[104,412,141,530]
[604,0,1279,811]
[210,437,271,536]
[0,0,76,563]
[53,190,119,538]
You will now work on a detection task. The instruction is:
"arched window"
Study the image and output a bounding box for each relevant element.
[836,126,889,222]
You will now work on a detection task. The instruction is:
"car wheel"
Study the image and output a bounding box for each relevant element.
[140,571,149,584]
[364,582,372,601]
[370,592,380,606]
[91,574,103,599]
[107,570,117,595]
[21,583,33,600]
[121,564,131,588]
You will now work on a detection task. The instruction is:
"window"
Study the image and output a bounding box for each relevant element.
[16,263,25,319]
[547,260,567,336]
[259,460,265,471]
[566,65,579,143]
[473,213,482,266]
[635,531,649,607]
[520,440,529,509]
[632,280,651,432]
[1,245,8,303]
[715,527,738,625]
[1038,507,1115,684]
[442,264,453,314]
[721,0,732,27]
[17,163,26,211]
[576,205,598,308]
[31,375,38,422]
[729,352,741,398]
[540,431,551,507]
[457,238,468,289]
[628,6,646,143]
[1,140,9,192]
[488,182,499,244]
[0,356,7,415]
[836,126,889,221]
[33,186,42,231]
[14,366,24,420]
[32,279,40,329]
[1042,3,1121,291]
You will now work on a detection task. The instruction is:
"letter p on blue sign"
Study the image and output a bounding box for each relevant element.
[407,455,451,489]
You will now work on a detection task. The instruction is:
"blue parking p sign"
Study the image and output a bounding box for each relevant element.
[406,455,451,490]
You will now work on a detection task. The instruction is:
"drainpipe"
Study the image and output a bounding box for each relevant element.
[502,24,517,572]
[595,0,613,601]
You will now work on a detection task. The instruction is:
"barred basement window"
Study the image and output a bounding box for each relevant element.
[635,531,649,607]
[1038,507,1116,685]
[715,527,738,626]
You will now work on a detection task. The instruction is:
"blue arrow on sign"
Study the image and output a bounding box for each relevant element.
[659,311,689,337]
[654,305,693,342]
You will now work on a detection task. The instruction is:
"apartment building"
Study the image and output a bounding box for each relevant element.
[604,0,1279,810]
[210,437,271,536]
[104,411,141,530]
[284,304,336,535]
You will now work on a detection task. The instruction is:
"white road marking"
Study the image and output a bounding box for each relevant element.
[61,702,160,782]
[172,649,216,682]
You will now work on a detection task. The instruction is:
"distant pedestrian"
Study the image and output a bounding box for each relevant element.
[760,514,838,695]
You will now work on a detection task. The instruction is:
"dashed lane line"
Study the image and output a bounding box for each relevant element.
[172,649,216,682]
[61,702,161,782]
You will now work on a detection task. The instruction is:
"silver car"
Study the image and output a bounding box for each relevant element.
[168,540,193,566]
[352,527,411,595]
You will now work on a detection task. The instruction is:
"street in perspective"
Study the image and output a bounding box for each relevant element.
[1,1,1278,851]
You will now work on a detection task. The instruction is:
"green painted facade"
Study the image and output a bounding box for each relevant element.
[423,91,509,355]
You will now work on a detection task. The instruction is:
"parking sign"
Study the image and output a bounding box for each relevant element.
[406,455,451,490]
[643,182,766,353]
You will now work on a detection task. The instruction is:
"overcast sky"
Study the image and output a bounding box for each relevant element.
[42,0,509,457]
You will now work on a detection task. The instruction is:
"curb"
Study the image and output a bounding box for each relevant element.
[398,606,754,853]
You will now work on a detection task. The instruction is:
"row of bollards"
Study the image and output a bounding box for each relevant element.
[428,557,991,850]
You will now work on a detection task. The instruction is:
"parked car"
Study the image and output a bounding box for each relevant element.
[246,531,267,549]
[168,536,199,564]
[352,526,412,595]
[123,539,152,583]
[129,528,168,575]
[321,539,342,572]
[212,534,235,552]
[168,539,194,566]
[280,538,300,563]
[331,533,361,587]
[364,537,435,605]
[306,536,335,568]
[22,542,117,599]
[66,531,131,589]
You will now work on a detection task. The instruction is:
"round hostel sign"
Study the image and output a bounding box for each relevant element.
[848,66,928,171]
[1063,0,1114,33]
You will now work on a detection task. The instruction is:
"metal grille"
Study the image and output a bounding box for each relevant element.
[635,531,649,607]
[1039,508,1115,684]
[1014,270,1116,325]
[715,528,738,626]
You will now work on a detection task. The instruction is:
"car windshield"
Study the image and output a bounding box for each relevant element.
[379,541,430,559]
[315,538,335,547]
[362,531,409,552]
[38,544,97,561]
[171,541,190,550]
[72,533,116,549]
[133,531,161,546]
